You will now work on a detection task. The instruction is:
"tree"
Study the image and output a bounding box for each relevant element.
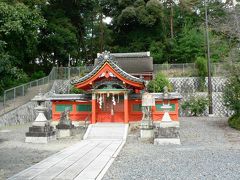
[39,6,78,67]
[0,41,29,94]
[172,26,205,63]
[0,1,46,72]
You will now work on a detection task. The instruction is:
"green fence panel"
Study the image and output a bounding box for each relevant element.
[77,104,92,112]
[156,104,175,112]
[132,104,142,112]
[56,104,73,112]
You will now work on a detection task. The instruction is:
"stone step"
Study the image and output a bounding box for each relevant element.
[83,123,128,140]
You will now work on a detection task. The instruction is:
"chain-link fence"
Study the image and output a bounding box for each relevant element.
[153,63,233,77]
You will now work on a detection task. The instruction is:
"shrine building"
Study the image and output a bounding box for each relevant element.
[50,51,181,124]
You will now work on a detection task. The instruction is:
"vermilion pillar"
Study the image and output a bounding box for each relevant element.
[124,93,129,123]
[92,93,96,124]
[72,103,77,121]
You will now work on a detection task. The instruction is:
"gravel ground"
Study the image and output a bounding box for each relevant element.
[104,117,240,180]
[0,123,85,179]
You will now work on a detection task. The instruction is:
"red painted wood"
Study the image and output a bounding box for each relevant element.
[92,99,96,124]
[96,94,124,122]
[51,98,180,123]
[75,62,144,89]
[124,98,129,123]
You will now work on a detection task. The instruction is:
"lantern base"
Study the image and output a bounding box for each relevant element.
[140,129,154,139]
[154,138,181,145]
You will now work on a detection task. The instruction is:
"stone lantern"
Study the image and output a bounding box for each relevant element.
[154,86,181,145]
[25,92,56,143]
[140,92,155,139]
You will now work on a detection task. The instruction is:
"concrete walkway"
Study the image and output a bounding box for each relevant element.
[9,123,128,180]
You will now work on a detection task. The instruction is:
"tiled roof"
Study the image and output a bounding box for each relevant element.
[71,52,145,85]
[47,94,91,100]
[152,93,182,100]
[94,52,153,73]
[111,52,150,58]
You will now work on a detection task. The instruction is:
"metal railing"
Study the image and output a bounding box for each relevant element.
[0,62,237,116]
[0,66,93,115]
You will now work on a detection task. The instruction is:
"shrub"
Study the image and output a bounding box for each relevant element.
[228,115,240,130]
[147,72,172,92]
[181,96,209,116]
[223,64,240,130]
[70,86,86,94]
[223,65,240,115]
[31,70,46,80]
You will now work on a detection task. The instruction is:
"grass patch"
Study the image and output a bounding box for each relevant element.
[228,114,240,130]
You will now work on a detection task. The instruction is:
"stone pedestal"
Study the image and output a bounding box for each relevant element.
[140,129,154,139]
[140,118,154,140]
[154,122,181,145]
[25,100,56,143]
[25,125,56,143]
[56,123,75,139]
[57,129,72,138]
[56,109,75,138]
[140,93,155,140]
[56,127,83,138]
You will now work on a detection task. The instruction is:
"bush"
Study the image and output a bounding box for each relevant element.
[31,70,46,80]
[70,86,86,94]
[223,64,240,130]
[181,96,209,116]
[147,72,172,92]
[228,114,240,130]
[223,65,240,115]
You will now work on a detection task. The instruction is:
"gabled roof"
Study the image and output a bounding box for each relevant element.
[94,52,153,73]
[71,51,145,89]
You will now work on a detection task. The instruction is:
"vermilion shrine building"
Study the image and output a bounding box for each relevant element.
[50,52,181,124]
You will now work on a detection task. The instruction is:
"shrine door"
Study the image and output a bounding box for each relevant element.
[96,94,124,122]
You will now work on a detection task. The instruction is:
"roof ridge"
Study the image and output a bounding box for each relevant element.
[111,52,150,58]
[71,51,145,85]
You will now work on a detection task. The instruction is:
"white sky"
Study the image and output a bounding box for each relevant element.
[103,17,112,24]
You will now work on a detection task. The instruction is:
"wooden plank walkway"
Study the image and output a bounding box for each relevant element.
[9,123,128,180]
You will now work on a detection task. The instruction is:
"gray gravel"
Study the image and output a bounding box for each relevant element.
[103,117,240,180]
[0,123,85,179]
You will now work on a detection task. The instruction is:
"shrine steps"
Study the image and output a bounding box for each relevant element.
[83,123,129,140]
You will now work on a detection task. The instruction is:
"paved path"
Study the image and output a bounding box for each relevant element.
[9,123,128,180]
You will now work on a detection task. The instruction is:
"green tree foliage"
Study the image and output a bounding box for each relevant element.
[0,42,29,94]
[223,64,240,130]
[0,2,45,69]
[70,86,86,94]
[195,57,207,91]
[195,57,207,78]
[223,64,240,115]
[30,70,46,80]
[172,26,205,63]
[147,72,172,93]
[39,6,78,66]
[0,1,44,94]
[0,0,238,95]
